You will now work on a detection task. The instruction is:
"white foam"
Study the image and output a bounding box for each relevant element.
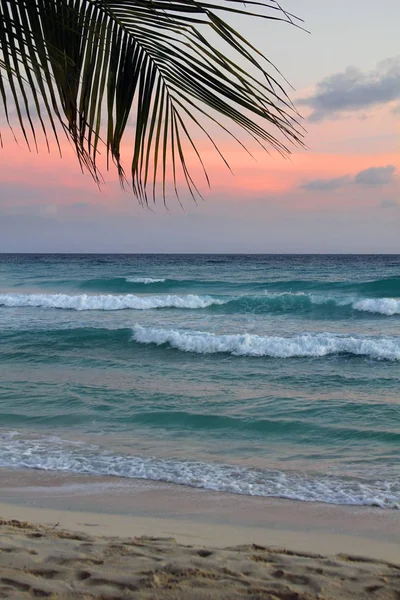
[2,290,399,316]
[126,277,166,284]
[0,293,225,311]
[132,325,400,361]
[352,298,400,316]
[311,294,400,316]
[265,292,400,315]
[0,434,398,509]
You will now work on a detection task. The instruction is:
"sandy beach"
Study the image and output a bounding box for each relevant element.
[1,512,400,599]
[1,469,399,599]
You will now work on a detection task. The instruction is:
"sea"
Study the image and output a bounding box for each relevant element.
[0,254,399,510]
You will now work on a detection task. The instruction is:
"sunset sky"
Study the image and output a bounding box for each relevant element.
[0,0,399,253]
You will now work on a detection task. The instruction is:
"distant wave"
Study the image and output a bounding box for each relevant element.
[0,293,226,311]
[0,433,398,509]
[25,275,400,298]
[78,276,234,293]
[132,325,400,361]
[125,277,166,284]
[76,275,400,298]
[262,277,400,298]
[223,293,400,317]
[1,291,400,316]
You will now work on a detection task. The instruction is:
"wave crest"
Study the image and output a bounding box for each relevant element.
[352,298,400,316]
[0,293,225,311]
[257,293,400,316]
[132,325,400,361]
[1,291,400,316]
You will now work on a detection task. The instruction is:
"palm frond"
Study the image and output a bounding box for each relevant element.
[0,0,305,203]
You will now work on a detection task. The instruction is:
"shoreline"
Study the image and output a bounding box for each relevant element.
[1,470,399,598]
[1,468,399,562]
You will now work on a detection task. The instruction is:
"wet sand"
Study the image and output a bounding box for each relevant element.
[0,469,399,598]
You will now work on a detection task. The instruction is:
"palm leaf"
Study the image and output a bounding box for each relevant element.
[0,0,304,204]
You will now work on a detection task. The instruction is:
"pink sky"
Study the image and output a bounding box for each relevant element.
[0,104,397,208]
[0,0,399,252]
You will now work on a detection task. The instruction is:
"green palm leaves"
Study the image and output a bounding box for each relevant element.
[0,0,303,203]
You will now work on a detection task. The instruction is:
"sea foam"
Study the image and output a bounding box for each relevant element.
[132,325,400,360]
[0,434,398,509]
[352,298,400,316]
[0,293,225,311]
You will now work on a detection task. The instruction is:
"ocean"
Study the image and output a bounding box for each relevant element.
[0,254,399,509]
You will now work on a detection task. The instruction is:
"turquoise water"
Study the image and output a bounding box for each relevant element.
[0,254,399,508]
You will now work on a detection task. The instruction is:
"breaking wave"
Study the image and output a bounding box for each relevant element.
[224,293,400,316]
[132,325,400,361]
[0,293,226,311]
[1,291,400,316]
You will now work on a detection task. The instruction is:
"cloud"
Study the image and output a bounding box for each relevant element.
[301,176,350,191]
[354,165,396,186]
[298,57,400,121]
[380,199,398,209]
[302,165,397,191]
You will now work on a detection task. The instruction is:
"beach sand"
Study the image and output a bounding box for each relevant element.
[1,515,400,600]
[0,470,399,599]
